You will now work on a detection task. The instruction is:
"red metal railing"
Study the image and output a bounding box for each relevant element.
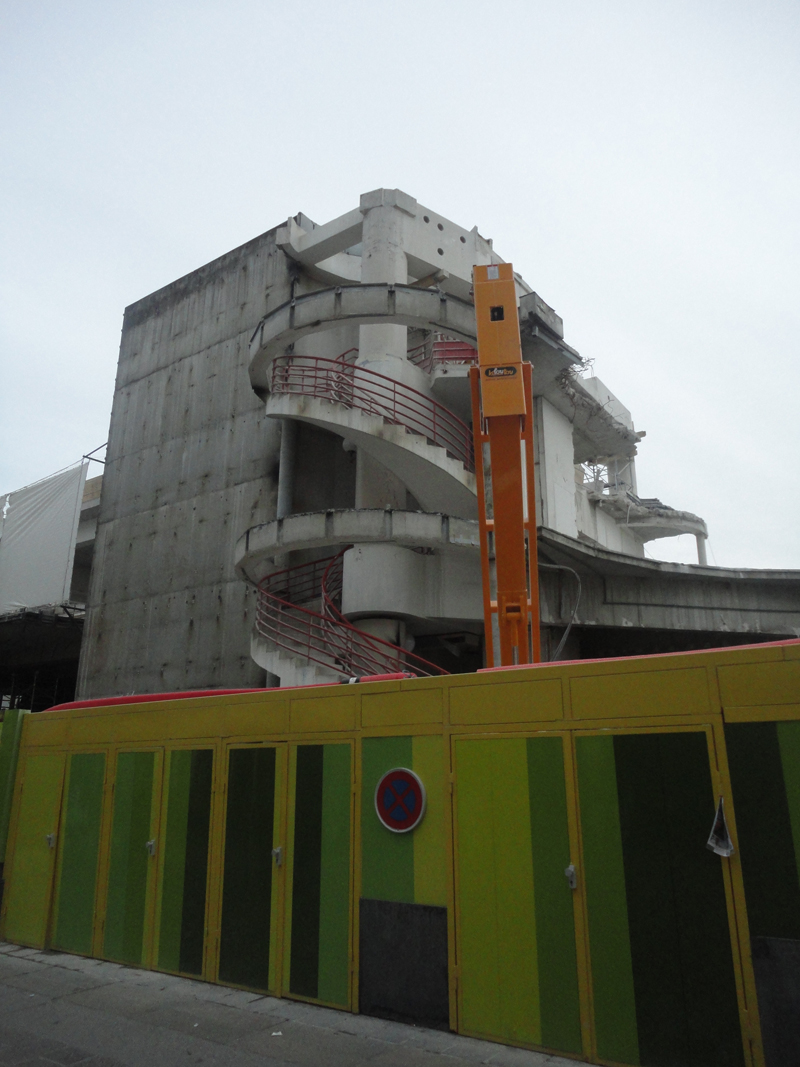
[270,355,474,473]
[408,336,479,374]
[255,551,448,679]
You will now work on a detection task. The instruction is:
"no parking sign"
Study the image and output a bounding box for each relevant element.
[374,768,426,833]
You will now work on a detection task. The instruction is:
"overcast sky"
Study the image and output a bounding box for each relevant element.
[2,0,798,569]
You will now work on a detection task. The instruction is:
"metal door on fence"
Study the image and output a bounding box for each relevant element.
[575,728,746,1067]
[217,741,352,1007]
[66,746,215,978]
[100,749,164,967]
[1,750,66,948]
[454,728,752,1067]
[47,745,217,977]
[453,734,584,1057]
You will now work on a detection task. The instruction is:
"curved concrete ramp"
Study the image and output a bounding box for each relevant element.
[249,283,477,391]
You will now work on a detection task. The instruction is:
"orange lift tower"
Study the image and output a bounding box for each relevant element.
[470,262,541,667]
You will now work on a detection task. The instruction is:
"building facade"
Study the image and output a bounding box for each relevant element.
[76,189,800,697]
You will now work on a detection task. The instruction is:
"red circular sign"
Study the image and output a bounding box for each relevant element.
[374,768,426,833]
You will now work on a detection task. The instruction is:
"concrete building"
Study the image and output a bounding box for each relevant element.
[74,188,800,697]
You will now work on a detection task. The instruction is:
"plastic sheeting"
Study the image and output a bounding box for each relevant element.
[0,463,88,614]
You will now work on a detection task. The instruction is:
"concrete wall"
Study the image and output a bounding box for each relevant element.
[342,543,482,622]
[291,424,357,514]
[534,398,578,539]
[77,229,293,696]
[575,488,646,556]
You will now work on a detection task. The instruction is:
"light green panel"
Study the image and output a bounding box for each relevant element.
[2,751,65,947]
[412,735,447,907]
[456,738,540,1046]
[53,753,106,955]
[317,744,351,1006]
[575,735,639,1066]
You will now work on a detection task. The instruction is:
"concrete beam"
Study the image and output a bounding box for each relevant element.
[277,209,365,266]
[235,507,480,585]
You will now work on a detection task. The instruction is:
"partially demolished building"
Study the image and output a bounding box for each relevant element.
[67,188,799,696]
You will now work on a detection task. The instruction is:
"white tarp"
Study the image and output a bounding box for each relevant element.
[0,463,88,613]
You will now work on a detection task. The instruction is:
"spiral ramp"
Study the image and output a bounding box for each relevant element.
[241,283,486,684]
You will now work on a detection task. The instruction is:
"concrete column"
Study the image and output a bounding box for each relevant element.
[273,419,297,573]
[696,534,708,566]
[358,197,408,370]
[276,419,297,520]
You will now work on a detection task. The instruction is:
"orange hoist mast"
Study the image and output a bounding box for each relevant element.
[470,262,541,667]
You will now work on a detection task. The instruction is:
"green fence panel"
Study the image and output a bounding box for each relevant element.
[526,737,582,1054]
[0,709,29,864]
[158,749,213,976]
[103,751,155,965]
[576,734,639,1065]
[219,747,276,990]
[726,722,800,940]
[290,743,351,1006]
[53,752,105,954]
[2,751,64,947]
[578,732,744,1067]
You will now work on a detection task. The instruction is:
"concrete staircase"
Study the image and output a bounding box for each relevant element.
[265,391,477,519]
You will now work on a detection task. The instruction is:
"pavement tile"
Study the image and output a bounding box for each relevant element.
[59,985,165,1019]
[139,1000,274,1043]
[186,983,265,1006]
[39,1045,94,1065]
[2,968,105,999]
[236,1024,385,1066]
[0,956,45,977]
[369,1043,473,1067]
[484,1046,562,1067]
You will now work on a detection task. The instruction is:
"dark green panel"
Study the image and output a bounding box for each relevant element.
[615,732,744,1067]
[526,737,582,1055]
[179,749,213,976]
[159,749,213,976]
[158,751,191,973]
[778,721,800,887]
[290,745,324,998]
[656,733,744,1067]
[575,735,640,1066]
[103,751,155,965]
[725,722,800,939]
[360,737,413,903]
[53,753,105,955]
[614,734,689,1065]
[219,747,275,990]
[317,744,351,1006]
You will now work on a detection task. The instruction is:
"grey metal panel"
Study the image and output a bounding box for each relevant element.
[359,898,449,1030]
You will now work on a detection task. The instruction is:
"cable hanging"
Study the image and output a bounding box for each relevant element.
[538,562,582,662]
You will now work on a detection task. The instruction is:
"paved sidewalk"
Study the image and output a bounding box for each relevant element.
[0,941,584,1067]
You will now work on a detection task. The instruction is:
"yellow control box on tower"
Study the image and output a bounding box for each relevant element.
[473,262,526,418]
